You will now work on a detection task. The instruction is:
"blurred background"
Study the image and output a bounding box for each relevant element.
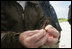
[50,1,71,19]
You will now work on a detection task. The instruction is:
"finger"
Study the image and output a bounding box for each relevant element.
[23,30,40,36]
[47,37,58,46]
[20,30,40,40]
[22,29,46,48]
[34,34,48,48]
[45,25,59,38]
[26,29,46,43]
[45,37,58,46]
[48,27,59,38]
[19,30,40,44]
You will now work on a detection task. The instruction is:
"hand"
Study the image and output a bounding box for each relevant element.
[45,25,59,46]
[19,29,48,48]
